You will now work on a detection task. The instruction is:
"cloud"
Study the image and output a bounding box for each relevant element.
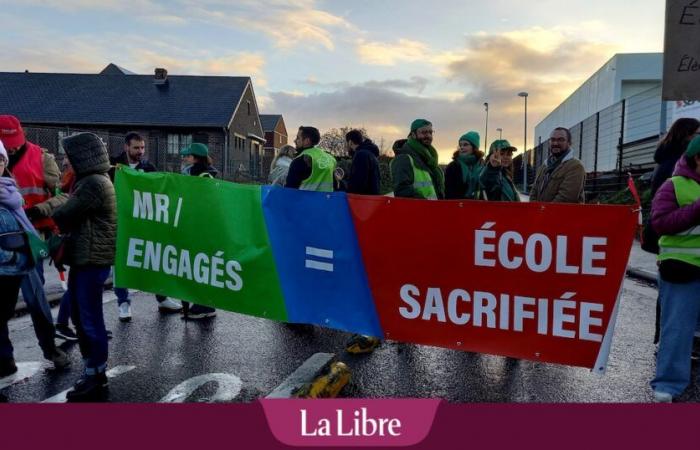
[356,39,430,66]
[363,76,429,94]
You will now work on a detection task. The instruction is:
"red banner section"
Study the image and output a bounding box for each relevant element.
[348,197,637,370]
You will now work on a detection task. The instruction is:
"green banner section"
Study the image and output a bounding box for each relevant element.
[114,168,287,322]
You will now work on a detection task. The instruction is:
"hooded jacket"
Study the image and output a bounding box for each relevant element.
[651,142,686,197]
[391,139,445,199]
[347,139,380,195]
[52,133,116,267]
[445,151,484,200]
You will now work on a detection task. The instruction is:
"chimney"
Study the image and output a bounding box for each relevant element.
[154,68,168,86]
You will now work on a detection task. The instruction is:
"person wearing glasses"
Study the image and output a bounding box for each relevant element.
[530,127,586,203]
[390,119,445,200]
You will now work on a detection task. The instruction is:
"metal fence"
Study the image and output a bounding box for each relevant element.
[22,126,269,184]
[513,85,667,200]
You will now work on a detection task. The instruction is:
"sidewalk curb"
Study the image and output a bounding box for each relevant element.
[626,267,657,285]
[266,352,350,399]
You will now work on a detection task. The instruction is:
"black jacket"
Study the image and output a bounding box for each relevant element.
[651,142,685,197]
[347,140,380,195]
[188,162,218,178]
[109,152,158,181]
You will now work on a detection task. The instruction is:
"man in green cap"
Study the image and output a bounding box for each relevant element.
[285,126,337,191]
[445,131,484,199]
[390,119,445,199]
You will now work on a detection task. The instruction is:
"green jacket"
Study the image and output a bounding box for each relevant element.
[52,140,116,267]
[479,164,520,202]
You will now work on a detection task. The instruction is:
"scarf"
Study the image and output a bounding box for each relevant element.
[541,148,572,191]
[456,154,481,199]
[0,177,39,237]
[406,138,445,198]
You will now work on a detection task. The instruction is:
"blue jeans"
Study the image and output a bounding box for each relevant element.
[56,290,71,326]
[68,266,110,374]
[651,278,700,396]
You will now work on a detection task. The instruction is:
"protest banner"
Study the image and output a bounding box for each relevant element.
[115,168,637,370]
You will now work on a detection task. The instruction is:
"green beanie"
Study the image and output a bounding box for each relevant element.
[180,142,209,157]
[410,119,432,132]
[489,139,516,153]
[686,135,700,157]
[459,131,480,149]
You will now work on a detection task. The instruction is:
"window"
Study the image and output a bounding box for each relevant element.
[247,101,251,116]
[233,135,246,152]
[167,134,192,155]
[57,131,69,155]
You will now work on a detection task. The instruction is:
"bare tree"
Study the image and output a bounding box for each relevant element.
[319,126,368,157]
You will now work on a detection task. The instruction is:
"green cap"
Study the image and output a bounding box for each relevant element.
[686,135,700,157]
[489,139,516,153]
[180,143,209,157]
[459,131,480,149]
[410,119,432,132]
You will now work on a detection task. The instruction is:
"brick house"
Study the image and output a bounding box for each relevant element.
[259,114,288,179]
[0,63,269,181]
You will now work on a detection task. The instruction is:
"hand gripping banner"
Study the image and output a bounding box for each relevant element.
[115,168,637,371]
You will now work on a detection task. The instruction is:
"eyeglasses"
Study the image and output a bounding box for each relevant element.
[550,137,567,143]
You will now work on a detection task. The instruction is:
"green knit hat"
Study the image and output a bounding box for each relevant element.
[489,139,517,153]
[180,142,209,157]
[686,135,700,157]
[410,119,432,132]
[459,131,480,149]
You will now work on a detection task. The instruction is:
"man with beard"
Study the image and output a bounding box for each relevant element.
[391,119,445,200]
[110,132,182,320]
[285,126,337,191]
[530,127,586,203]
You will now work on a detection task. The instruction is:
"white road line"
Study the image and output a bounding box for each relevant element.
[0,362,42,390]
[305,260,334,272]
[305,246,333,259]
[159,373,242,403]
[41,365,136,403]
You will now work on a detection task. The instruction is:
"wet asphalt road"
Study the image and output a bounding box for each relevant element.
[2,277,699,403]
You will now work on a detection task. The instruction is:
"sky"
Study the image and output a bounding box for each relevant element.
[0,0,665,162]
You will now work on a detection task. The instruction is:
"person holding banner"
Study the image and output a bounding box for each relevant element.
[391,119,445,200]
[530,127,585,203]
[285,126,337,192]
[52,132,116,401]
[650,135,700,402]
[479,139,520,202]
[179,143,218,320]
[445,131,484,200]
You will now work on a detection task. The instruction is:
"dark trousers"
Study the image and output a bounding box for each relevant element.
[0,276,23,361]
[68,267,110,374]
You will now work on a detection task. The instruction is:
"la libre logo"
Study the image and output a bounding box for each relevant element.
[300,407,402,438]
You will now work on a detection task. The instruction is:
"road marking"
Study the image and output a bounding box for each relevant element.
[305,246,334,272]
[159,373,242,403]
[0,362,42,390]
[41,365,136,403]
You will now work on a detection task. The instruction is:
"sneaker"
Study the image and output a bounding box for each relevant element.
[184,305,217,320]
[66,373,108,402]
[118,302,132,322]
[653,390,673,403]
[55,324,79,342]
[158,298,183,313]
[346,334,381,354]
[0,358,17,378]
[48,348,71,370]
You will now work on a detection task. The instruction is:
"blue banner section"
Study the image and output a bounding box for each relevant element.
[261,186,383,337]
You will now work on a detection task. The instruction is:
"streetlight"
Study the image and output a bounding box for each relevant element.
[518,92,528,192]
[496,127,503,139]
[483,102,489,150]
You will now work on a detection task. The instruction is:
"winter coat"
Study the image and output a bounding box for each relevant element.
[479,163,520,202]
[530,151,586,203]
[185,162,218,178]
[651,156,700,236]
[391,139,445,199]
[445,153,484,200]
[0,178,33,276]
[651,142,686,197]
[52,136,116,268]
[269,155,293,186]
[347,140,380,195]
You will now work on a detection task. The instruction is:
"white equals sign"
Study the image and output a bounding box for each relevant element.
[305,246,334,272]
